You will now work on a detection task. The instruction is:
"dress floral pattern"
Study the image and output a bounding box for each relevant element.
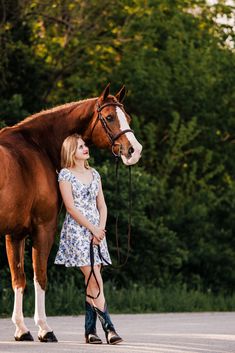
[54,168,111,267]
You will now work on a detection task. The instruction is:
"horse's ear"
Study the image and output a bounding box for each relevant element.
[99,83,110,102]
[115,85,126,103]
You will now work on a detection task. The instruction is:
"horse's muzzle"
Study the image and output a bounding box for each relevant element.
[121,144,142,165]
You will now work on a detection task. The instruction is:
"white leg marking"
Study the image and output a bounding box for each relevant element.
[116,107,143,165]
[34,277,52,337]
[12,287,29,338]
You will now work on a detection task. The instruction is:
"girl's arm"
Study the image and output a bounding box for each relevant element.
[59,181,105,240]
[96,179,107,229]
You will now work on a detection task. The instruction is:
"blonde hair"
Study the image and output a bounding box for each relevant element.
[61,133,89,168]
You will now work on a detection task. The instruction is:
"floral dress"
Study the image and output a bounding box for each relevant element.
[54,168,111,267]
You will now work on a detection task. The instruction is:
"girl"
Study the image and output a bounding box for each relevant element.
[55,133,122,345]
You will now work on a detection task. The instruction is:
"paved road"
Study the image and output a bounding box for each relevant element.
[0,312,235,353]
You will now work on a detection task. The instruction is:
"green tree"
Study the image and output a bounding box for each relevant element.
[0,0,235,304]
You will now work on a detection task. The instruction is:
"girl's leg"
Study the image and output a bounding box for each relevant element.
[81,265,105,309]
[80,265,102,344]
[81,265,122,345]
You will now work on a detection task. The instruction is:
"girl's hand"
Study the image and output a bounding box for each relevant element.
[91,226,106,242]
[92,236,101,245]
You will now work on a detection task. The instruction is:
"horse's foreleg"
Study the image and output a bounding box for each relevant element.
[32,224,57,342]
[5,235,33,340]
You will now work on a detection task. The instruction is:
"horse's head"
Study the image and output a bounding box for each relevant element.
[88,84,142,166]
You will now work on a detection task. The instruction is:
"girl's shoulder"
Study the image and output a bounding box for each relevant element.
[58,168,72,182]
[91,168,101,182]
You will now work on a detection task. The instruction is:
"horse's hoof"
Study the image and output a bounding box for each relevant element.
[15,331,34,341]
[38,331,58,342]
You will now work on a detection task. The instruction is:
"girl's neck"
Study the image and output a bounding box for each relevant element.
[72,162,88,173]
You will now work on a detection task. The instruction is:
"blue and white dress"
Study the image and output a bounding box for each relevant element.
[54,168,111,267]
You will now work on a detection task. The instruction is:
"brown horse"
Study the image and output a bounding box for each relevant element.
[0,84,142,342]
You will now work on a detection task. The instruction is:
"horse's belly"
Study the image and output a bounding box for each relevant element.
[0,188,30,234]
[0,146,32,235]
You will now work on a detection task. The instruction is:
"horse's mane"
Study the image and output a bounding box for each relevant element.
[0,98,98,136]
[13,97,98,129]
[22,102,79,123]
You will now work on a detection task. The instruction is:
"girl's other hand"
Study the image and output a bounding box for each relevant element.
[92,237,101,245]
[92,226,106,241]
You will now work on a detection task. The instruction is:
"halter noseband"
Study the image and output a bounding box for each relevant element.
[92,102,134,157]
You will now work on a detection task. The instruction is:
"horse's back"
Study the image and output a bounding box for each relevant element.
[0,129,58,236]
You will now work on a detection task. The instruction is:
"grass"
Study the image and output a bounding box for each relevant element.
[1,278,235,317]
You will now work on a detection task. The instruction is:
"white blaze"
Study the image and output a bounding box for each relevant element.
[116,107,142,165]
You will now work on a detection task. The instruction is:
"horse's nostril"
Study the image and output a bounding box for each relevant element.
[128,146,134,156]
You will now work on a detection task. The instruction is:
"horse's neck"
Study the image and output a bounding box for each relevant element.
[16,98,97,170]
[68,98,97,135]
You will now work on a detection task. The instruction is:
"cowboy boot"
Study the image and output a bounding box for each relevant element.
[94,304,122,345]
[85,301,102,344]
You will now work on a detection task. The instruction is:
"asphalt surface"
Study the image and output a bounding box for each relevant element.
[0,312,235,353]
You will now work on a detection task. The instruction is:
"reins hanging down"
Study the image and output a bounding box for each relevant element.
[85,162,133,300]
[115,158,132,267]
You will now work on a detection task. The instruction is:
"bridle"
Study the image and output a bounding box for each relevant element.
[85,100,134,300]
[91,101,134,157]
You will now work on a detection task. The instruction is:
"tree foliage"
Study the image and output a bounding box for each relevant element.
[0,0,235,296]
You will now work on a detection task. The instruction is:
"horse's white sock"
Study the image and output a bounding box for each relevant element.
[34,278,52,336]
[12,287,29,337]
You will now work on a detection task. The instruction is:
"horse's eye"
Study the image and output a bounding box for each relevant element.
[106,115,114,122]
